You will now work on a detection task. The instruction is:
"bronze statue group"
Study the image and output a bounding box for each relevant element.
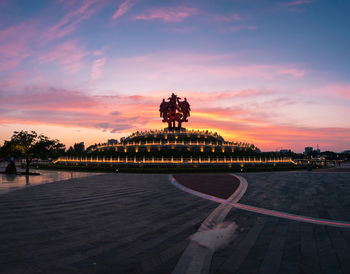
[159,93,191,130]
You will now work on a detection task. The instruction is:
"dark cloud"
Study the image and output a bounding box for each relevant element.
[109,111,121,116]
[94,122,133,133]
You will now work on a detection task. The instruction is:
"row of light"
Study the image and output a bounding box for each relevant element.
[92,141,253,151]
[54,156,294,164]
[128,129,221,139]
[121,146,234,153]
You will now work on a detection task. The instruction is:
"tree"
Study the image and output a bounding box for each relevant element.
[66,146,75,156]
[0,143,4,158]
[2,131,65,174]
[73,142,84,155]
[65,143,85,156]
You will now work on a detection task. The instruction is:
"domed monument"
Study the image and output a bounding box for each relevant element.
[55,93,293,167]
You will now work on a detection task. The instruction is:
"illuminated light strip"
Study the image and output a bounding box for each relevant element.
[54,157,294,164]
[95,143,252,150]
[168,175,350,228]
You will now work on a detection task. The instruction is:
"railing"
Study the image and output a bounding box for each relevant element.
[53,156,295,165]
[126,129,221,139]
[91,141,253,151]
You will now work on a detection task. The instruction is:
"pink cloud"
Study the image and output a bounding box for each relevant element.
[1,87,349,152]
[167,89,272,105]
[293,84,350,103]
[0,88,154,135]
[0,0,104,73]
[285,0,313,7]
[211,13,242,23]
[334,86,350,99]
[114,52,307,81]
[38,40,88,72]
[168,26,196,33]
[0,22,36,72]
[193,63,306,79]
[91,57,106,80]
[0,71,26,88]
[0,88,97,110]
[112,0,135,20]
[117,52,233,64]
[43,0,97,42]
[278,67,307,77]
[63,62,84,73]
[316,85,350,100]
[133,6,198,23]
[42,0,105,43]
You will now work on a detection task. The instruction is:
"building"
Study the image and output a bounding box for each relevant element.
[304,147,313,154]
[316,144,320,154]
[90,128,258,158]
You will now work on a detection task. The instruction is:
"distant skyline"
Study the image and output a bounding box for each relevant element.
[0,0,349,152]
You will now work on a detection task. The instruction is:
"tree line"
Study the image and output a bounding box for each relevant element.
[0,130,91,174]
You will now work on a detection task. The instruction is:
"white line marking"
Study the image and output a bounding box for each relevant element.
[172,174,247,274]
[169,175,350,228]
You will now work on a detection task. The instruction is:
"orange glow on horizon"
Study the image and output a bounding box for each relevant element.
[1,89,349,153]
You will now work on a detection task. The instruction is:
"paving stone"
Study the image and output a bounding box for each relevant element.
[1,171,350,273]
[258,220,289,274]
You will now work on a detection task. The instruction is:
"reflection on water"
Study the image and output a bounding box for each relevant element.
[0,169,100,194]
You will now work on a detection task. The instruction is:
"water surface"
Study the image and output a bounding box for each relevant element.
[0,169,100,194]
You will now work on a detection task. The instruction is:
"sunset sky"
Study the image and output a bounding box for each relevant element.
[0,0,349,152]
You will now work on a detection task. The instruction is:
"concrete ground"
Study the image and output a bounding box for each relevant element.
[211,172,350,274]
[0,171,350,273]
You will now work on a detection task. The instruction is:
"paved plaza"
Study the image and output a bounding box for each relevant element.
[0,171,350,273]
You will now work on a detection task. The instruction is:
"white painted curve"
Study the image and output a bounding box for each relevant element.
[169,174,350,228]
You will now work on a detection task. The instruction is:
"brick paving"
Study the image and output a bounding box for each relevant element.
[0,174,217,273]
[0,171,350,273]
[211,171,350,274]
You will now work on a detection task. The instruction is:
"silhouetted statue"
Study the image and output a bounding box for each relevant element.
[159,93,191,130]
[159,99,168,122]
